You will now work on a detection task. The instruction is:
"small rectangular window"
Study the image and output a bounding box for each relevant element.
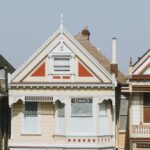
[54,58,70,72]
[71,98,92,116]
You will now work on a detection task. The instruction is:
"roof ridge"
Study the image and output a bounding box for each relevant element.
[74,32,126,83]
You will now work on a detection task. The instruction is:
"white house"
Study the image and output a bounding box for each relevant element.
[8,21,125,150]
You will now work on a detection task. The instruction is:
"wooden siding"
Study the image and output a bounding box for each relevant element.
[118,132,129,150]
[12,101,57,143]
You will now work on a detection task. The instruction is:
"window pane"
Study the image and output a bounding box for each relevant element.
[119,115,127,130]
[71,98,92,116]
[24,102,38,132]
[99,102,107,116]
[120,100,128,115]
[56,101,65,134]
[25,102,38,116]
[144,93,150,106]
[57,101,65,117]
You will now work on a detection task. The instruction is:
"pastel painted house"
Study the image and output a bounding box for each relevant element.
[8,24,125,150]
[128,49,150,150]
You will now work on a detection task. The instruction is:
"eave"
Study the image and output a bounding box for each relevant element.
[9,82,116,90]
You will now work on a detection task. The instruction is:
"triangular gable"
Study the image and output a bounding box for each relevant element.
[32,62,45,77]
[143,66,150,75]
[78,62,93,77]
[10,27,114,84]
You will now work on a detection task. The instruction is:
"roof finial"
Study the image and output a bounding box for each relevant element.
[60,14,63,30]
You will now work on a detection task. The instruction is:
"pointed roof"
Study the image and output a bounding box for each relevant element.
[0,55,15,73]
[74,32,126,84]
[133,49,150,66]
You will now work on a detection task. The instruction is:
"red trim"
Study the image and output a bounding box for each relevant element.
[78,62,93,77]
[131,75,150,80]
[53,76,61,79]
[32,63,45,77]
[62,76,70,79]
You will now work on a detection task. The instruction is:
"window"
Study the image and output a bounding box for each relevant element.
[53,57,70,72]
[70,98,94,135]
[119,99,128,130]
[71,98,92,116]
[144,93,150,123]
[99,101,109,135]
[56,101,65,135]
[24,102,39,133]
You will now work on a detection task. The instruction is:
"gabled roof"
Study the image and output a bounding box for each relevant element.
[10,27,114,83]
[0,55,15,73]
[132,49,150,75]
[133,49,150,66]
[75,32,126,84]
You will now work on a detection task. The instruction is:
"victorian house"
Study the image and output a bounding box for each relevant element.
[128,49,150,150]
[8,22,126,150]
[0,55,15,150]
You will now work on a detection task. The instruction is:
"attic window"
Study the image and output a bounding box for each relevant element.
[53,57,70,72]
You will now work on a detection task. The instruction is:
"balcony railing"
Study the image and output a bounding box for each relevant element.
[132,125,150,137]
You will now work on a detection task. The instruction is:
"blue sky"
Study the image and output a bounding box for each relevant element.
[0,0,150,74]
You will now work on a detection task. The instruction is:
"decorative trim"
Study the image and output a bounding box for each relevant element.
[78,62,93,77]
[31,63,45,77]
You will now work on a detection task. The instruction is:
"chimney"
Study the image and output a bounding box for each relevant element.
[111,37,118,78]
[81,26,90,40]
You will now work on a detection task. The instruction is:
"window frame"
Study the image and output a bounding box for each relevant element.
[22,102,41,135]
[52,56,71,74]
[55,101,65,135]
[71,98,93,117]
[143,93,150,123]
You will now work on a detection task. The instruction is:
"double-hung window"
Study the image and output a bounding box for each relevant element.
[70,98,94,135]
[53,57,70,73]
[24,102,39,133]
[56,101,65,135]
[99,101,109,135]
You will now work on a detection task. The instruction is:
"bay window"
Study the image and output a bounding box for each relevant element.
[70,98,95,135]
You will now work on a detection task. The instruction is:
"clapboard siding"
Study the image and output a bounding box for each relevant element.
[118,132,129,150]
[12,101,55,142]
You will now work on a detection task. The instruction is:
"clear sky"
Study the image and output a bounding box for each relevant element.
[0,0,150,74]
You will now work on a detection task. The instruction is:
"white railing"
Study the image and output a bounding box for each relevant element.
[132,125,150,137]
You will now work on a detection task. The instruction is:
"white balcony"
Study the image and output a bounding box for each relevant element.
[132,125,150,138]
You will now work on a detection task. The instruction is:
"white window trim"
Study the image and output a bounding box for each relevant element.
[55,101,65,136]
[21,102,41,135]
[52,56,71,75]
